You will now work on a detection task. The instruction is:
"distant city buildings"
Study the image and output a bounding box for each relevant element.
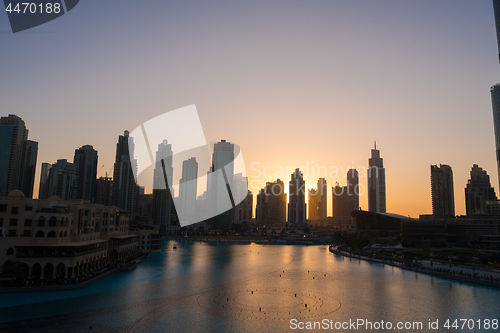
[317,178,327,220]
[331,169,359,230]
[0,114,38,198]
[288,168,306,225]
[308,188,318,220]
[256,179,286,227]
[430,164,455,219]
[368,143,386,213]
[465,164,497,217]
[178,157,198,223]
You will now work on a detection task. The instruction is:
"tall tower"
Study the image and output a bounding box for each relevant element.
[317,178,327,220]
[308,188,319,220]
[430,164,455,219]
[0,115,38,198]
[112,130,138,219]
[38,162,51,199]
[368,142,386,213]
[178,157,198,223]
[152,140,173,233]
[210,140,235,230]
[74,145,98,202]
[465,164,497,217]
[347,169,359,215]
[288,168,306,224]
[491,0,500,190]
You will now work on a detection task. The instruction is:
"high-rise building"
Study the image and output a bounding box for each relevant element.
[266,179,286,226]
[38,162,51,199]
[19,140,38,198]
[255,188,267,223]
[210,140,235,231]
[288,168,306,225]
[430,164,455,219]
[308,188,319,220]
[95,176,113,206]
[368,143,386,213]
[0,115,38,198]
[74,145,98,202]
[332,169,359,218]
[491,0,500,190]
[465,164,497,217]
[152,140,173,233]
[112,131,138,219]
[233,173,252,222]
[45,159,78,200]
[317,178,327,220]
[179,157,198,223]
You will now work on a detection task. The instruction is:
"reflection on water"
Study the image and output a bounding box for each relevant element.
[0,240,499,332]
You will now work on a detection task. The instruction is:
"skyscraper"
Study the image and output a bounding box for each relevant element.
[465,164,497,217]
[430,164,455,219]
[45,159,78,200]
[178,157,198,223]
[152,140,173,233]
[0,115,38,198]
[74,145,98,202]
[308,188,319,220]
[19,140,38,198]
[210,140,235,231]
[317,178,327,220]
[332,169,359,218]
[491,0,500,189]
[368,143,386,213]
[347,169,360,215]
[288,168,306,225]
[38,162,51,199]
[112,130,138,219]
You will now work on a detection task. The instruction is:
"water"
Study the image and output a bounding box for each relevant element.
[0,239,499,332]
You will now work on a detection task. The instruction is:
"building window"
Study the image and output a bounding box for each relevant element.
[25,206,32,211]
[35,230,44,237]
[11,207,19,214]
[0,204,6,212]
[23,230,31,237]
[6,248,14,255]
[24,219,32,227]
[8,230,16,237]
[0,218,3,227]
[37,216,45,226]
[9,219,17,226]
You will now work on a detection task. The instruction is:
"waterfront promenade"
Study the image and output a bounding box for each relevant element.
[329,245,500,288]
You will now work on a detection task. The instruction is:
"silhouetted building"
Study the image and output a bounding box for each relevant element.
[256,179,286,226]
[491,0,500,189]
[38,162,51,199]
[308,189,319,220]
[465,164,497,217]
[45,159,78,200]
[19,140,38,198]
[0,115,38,198]
[96,176,113,206]
[152,140,173,234]
[317,178,327,220]
[368,142,386,213]
[430,164,455,219]
[112,131,138,220]
[179,157,198,223]
[74,145,98,202]
[255,188,267,223]
[288,168,306,225]
[332,169,359,218]
[210,140,235,231]
[233,173,252,222]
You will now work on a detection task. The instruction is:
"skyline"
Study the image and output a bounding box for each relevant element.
[1,1,499,217]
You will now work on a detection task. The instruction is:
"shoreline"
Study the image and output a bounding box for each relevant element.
[329,245,500,289]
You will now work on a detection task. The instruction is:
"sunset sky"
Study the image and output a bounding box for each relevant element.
[1,0,499,218]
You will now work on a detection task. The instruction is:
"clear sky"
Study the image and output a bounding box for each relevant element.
[1,0,499,218]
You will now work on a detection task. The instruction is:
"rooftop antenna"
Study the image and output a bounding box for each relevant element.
[374,141,377,150]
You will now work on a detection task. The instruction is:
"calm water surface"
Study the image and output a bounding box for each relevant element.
[0,239,499,332]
